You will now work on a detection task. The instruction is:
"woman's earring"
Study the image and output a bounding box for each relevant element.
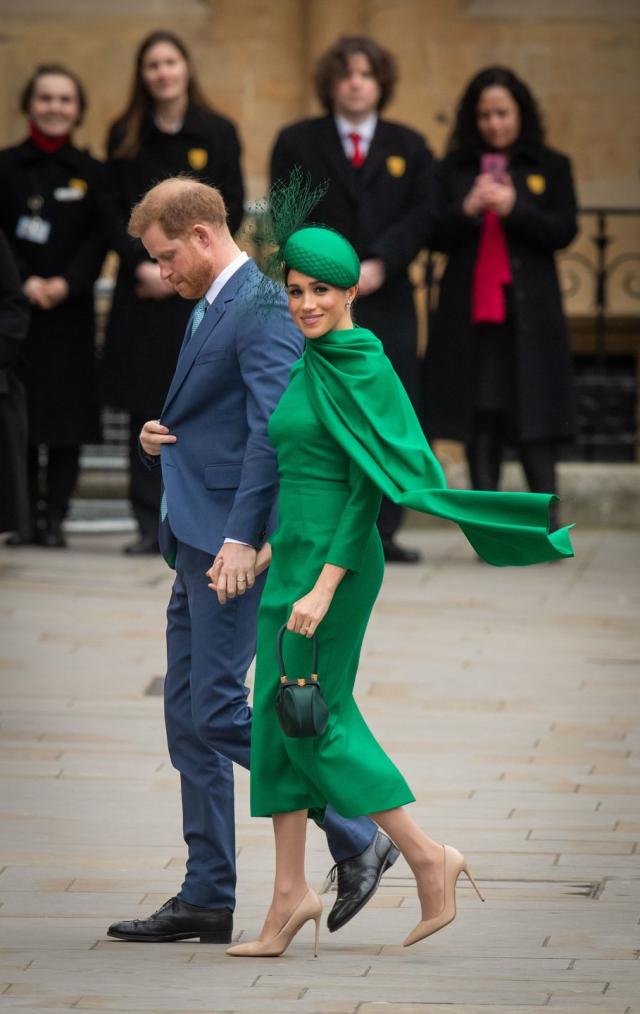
[345,300,352,310]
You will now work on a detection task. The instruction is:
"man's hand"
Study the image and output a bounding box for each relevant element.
[358,258,386,297]
[139,419,177,456]
[135,261,175,300]
[206,543,257,605]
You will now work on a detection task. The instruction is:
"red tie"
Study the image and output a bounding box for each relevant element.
[348,132,365,168]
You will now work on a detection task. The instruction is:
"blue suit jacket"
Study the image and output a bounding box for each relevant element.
[157,259,303,558]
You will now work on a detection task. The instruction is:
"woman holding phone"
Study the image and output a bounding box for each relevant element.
[425,67,578,524]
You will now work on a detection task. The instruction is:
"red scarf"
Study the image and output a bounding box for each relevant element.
[29,122,70,155]
[471,211,512,324]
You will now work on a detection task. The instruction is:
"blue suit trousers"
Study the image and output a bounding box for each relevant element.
[165,541,376,910]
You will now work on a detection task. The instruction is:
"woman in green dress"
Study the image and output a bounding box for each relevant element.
[217,226,573,958]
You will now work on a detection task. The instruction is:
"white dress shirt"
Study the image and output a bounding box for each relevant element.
[204,250,249,306]
[334,113,378,162]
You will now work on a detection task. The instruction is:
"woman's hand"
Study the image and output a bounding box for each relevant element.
[286,564,346,638]
[255,542,272,577]
[40,276,69,309]
[23,276,49,308]
[287,586,334,638]
[484,175,516,218]
[462,173,494,217]
[135,261,174,300]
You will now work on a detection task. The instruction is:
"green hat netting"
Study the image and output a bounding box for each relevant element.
[283,226,360,288]
[243,167,359,313]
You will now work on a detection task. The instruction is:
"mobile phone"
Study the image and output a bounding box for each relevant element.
[481,152,508,180]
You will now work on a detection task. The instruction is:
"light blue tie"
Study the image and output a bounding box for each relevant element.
[160,490,168,522]
[189,296,208,340]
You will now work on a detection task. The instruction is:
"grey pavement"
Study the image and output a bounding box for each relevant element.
[0,524,639,1013]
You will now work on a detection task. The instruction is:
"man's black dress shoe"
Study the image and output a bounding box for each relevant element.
[39,521,66,548]
[382,538,422,564]
[107,896,233,943]
[325,830,400,933]
[123,534,160,556]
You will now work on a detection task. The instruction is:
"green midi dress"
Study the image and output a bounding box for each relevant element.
[250,326,575,819]
[250,356,415,818]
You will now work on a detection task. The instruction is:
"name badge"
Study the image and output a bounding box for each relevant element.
[16,215,51,244]
[54,187,84,202]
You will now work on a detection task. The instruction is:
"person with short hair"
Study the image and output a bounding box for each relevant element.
[101,31,245,556]
[106,177,395,947]
[0,64,107,547]
[425,67,578,523]
[270,35,433,563]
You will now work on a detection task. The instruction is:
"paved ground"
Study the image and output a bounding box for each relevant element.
[0,525,639,1013]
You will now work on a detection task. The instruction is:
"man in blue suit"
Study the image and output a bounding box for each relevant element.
[107,178,398,944]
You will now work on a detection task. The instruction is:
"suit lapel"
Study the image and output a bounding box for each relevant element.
[360,120,389,188]
[161,259,254,416]
[317,117,358,199]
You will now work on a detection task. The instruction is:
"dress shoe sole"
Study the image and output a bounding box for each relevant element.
[327,842,400,933]
[107,928,231,944]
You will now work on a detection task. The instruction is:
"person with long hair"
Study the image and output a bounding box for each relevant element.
[270,35,433,564]
[209,223,574,958]
[0,64,106,547]
[424,67,578,525]
[101,30,244,555]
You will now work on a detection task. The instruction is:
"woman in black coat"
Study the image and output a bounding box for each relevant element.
[0,231,30,536]
[0,64,107,547]
[425,67,577,523]
[101,30,245,554]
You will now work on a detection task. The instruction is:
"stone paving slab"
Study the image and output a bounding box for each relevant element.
[1,528,639,1012]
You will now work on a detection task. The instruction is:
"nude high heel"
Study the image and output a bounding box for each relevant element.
[226,888,322,958]
[403,844,484,947]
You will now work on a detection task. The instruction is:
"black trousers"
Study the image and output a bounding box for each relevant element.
[129,413,162,539]
[466,411,559,527]
[27,444,80,525]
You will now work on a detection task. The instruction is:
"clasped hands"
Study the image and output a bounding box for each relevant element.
[463,172,516,219]
[23,275,69,310]
[207,544,334,638]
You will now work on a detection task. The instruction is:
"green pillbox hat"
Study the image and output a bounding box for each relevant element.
[283,226,360,288]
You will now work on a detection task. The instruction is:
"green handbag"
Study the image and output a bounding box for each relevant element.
[275,624,329,738]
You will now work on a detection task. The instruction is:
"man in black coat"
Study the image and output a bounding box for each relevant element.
[270,35,433,563]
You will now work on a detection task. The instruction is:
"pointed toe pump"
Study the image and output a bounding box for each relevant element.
[403,844,484,947]
[226,888,322,958]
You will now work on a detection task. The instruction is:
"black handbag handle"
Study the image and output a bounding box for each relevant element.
[277,623,319,684]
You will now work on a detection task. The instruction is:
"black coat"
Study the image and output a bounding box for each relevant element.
[270,116,433,397]
[0,229,30,532]
[425,146,578,443]
[101,105,245,417]
[0,139,107,445]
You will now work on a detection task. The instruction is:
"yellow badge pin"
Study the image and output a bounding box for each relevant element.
[188,148,209,171]
[527,174,546,195]
[68,178,88,194]
[386,156,406,178]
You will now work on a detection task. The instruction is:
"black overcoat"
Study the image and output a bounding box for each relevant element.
[0,229,30,532]
[425,145,578,443]
[270,116,432,397]
[101,105,245,417]
[0,139,107,445]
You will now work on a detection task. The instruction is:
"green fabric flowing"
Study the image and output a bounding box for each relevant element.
[303,327,575,567]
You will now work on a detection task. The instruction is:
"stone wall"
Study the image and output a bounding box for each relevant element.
[1,0,639,313]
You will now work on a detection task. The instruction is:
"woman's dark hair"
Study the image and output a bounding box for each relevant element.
[20,64,87,126]
[314,35,397,114]
[111,30,214,159]
[446,66,545,159]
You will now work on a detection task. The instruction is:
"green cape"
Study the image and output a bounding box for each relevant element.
[303,327,574,567]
